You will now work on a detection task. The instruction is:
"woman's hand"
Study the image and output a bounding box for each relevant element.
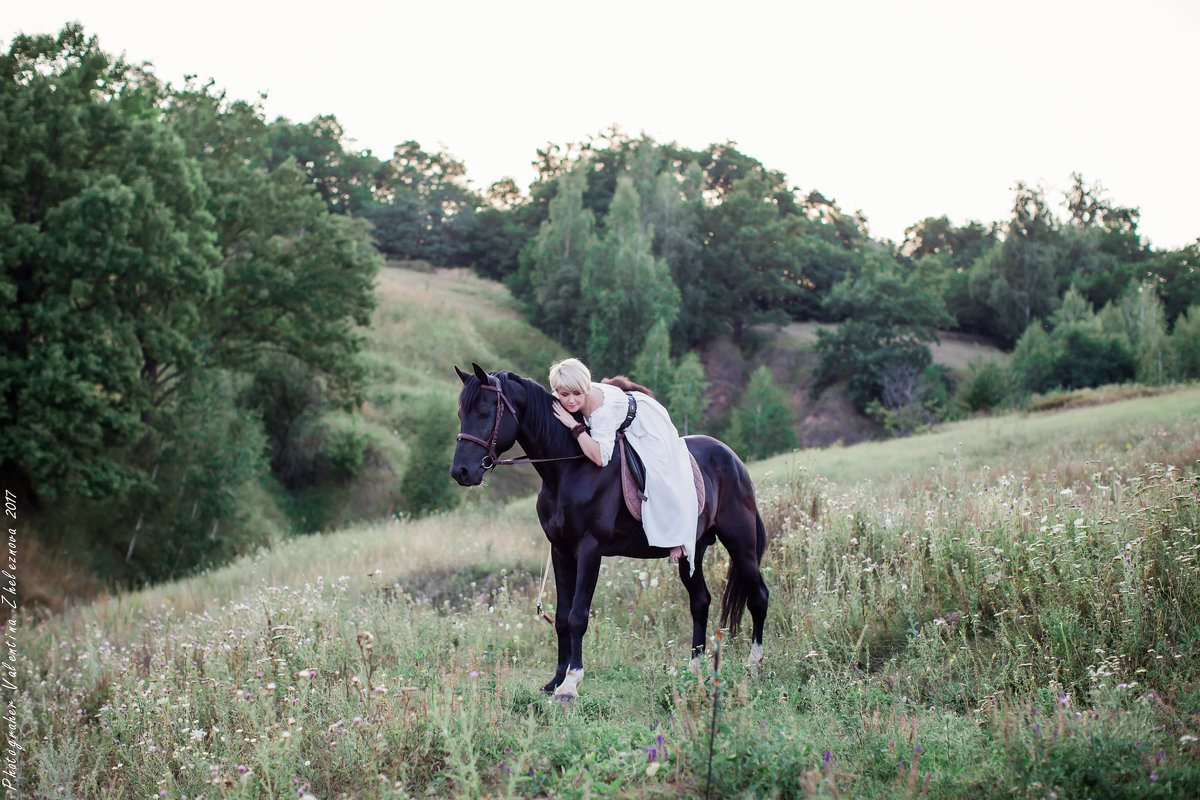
[552,402,578,429]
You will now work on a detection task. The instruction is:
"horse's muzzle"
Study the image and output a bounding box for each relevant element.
[450,459,484,486]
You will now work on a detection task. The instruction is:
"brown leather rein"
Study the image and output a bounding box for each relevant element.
[456,375,586,471]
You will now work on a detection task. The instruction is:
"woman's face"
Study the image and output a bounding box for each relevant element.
[555,386,586,414]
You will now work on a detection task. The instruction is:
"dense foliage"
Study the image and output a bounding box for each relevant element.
[1,26,381,584]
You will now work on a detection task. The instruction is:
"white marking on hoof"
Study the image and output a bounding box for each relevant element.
[747,642,763,677]
[689,656,703,676]
[553,668,584,699]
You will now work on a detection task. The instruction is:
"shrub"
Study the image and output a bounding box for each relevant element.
[400,392,464,517]
[725,365,796,460]
[953,359,1014,414]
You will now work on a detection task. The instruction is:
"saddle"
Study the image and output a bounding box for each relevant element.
[614,392,705,522]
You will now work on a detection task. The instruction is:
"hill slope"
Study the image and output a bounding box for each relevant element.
[20,386,1200,799]
[297,265,567,529]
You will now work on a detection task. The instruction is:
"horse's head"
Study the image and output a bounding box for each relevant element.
[450,363,521,486]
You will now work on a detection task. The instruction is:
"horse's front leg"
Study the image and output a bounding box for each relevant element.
[553,538,602,699]
[543,544,577,694]
[678,543,710,672]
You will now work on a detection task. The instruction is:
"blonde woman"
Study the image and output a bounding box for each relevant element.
[549,357,697,569]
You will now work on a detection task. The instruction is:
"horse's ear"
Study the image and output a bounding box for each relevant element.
[472,363,489,383]
[455,365,470,384]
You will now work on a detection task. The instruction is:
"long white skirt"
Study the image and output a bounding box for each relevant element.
[587,382,699,570]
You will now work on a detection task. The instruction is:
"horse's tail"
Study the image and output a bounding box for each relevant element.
[719,511,766,636]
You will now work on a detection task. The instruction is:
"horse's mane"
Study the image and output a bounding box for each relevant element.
[602,375,655,399]
[458,370,577,456]
[507,372,577,453]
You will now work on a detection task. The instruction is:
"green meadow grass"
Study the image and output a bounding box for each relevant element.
[14,387,1200,799]
[752,385,1200,489]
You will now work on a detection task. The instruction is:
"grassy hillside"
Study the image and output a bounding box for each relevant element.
[294,265,566,530]
[17,386,1200,798]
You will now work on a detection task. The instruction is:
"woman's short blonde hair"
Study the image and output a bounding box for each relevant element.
[549,358,591,393]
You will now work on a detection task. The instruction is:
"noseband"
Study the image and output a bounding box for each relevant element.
[456,375,518,471]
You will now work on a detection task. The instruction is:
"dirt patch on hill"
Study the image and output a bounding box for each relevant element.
[696,330,881,449]
[393,564,540,613]
[696,337,747,426]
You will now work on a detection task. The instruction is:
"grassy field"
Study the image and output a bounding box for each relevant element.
[13,385,1200,798]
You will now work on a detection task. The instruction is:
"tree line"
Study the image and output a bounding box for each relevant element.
[4,25,1197,586]
[405,128,1198,450]
[1,26,384,584]
[302,119,1196,432]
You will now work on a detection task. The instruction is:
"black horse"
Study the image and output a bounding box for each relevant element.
[450,363,769,697]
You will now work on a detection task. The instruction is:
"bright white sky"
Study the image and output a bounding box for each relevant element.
[6,0,1199,249]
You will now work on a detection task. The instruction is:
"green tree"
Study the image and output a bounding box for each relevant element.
[1009,294,1135,395]
[668,352,709,436]
[1108,283,1170,385]
[1060,172,1147,309]
[901,216,998,335]
[1169,304,1200,381]
[360,140,479,265]
[726,366,795,461]
[0,27,380,581]
[1051,320,1135,390]
[952,359,1013,415]
[582,175,680,373]
[1143,243,1200,329]
[695,174,804,342]
[814,253,952,412]
[466,207,528,282]
[651,162,706,344]
[632,318,674,398]
[164,81,381,399]
[515,169,598,351]
[0,26,220,502]
[1008,323,1059,394]
[264,114,387,214]
[114,373,275,582]
[968,183,1067,346]
[400,393,463,517]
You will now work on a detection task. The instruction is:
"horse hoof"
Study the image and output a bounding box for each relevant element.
[552,668,584,699]
[746,642,763,677]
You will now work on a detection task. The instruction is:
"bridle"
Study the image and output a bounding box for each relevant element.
[456,374,520,470]
[456,374,586,471]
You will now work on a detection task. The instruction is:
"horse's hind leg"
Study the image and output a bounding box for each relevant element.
[677,542,710,671]
[716,510,770,675]
[743,514,770,673]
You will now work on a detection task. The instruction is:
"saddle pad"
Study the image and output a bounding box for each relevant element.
[619,440,705,522]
